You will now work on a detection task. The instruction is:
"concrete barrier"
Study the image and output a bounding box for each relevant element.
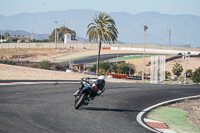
[0,43,200,53]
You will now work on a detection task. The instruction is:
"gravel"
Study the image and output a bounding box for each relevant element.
[170,99,200,128]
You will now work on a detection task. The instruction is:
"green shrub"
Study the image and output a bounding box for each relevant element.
[186,69,192,78]
[172,63,183,77]
[108,63,118,73]
[165,71,171,79]
[9,60,16,65]
[88,64,96,72]
[39,60,51,70]
[87,61,135,75]
[2,59,9,64]
[138,71,146,77]
[98,68,106,75]
[0,59,16,65]
[191,67,200,84]
[54,64,65,71]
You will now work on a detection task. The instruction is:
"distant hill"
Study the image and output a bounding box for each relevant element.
[0,30,49,40]
[0,9,200,47]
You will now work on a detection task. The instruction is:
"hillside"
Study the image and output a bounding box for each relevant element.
[0,9,200,47]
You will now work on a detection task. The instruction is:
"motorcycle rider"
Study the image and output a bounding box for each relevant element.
[73,75,106,100]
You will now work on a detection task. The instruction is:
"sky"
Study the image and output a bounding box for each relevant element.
[0,0,200,16]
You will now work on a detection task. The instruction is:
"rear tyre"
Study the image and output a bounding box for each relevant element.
[74,93,87,109]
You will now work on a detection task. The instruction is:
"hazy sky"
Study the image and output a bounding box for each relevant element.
[0,0,200,16]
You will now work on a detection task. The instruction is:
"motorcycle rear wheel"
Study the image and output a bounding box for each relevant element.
[74,93,87,109]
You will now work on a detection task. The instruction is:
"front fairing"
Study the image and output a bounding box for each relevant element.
[80,86,92,96]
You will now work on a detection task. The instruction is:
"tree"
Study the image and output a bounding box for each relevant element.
[4,32,10,39]
[99,61,110,72]
[30,39,49,42]
[108,63,118,73]
[49,27,76,42]
[117,62,135,75]
[10,38,18,42]
[172,63,183,77]
[0,34,4,39]
[87,12,118,75]
[88,62,115,73]
[191,67,200,84]
[2,32,10,41]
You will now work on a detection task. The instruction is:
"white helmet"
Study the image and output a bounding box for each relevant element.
[98,75,106,81]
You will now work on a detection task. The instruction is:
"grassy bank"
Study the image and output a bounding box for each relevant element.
[147,106,200,133]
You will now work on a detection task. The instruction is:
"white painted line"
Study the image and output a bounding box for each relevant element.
[137,111,161,133]
[59,81,79,83]
[0,81,79,86]
[136,95,200,133]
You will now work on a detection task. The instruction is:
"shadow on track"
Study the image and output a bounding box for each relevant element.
[82,107,140,113]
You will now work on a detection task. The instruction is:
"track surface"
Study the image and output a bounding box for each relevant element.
[72,53,137,64]
[0,82,200,133]
[67,53,159,64]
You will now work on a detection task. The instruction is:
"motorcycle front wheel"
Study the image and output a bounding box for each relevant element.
[74,93,87,109]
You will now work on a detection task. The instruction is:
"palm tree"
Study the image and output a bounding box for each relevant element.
[87,12,118,75]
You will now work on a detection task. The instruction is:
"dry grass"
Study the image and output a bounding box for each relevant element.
[0,48,82,60]
[0,63,98,80]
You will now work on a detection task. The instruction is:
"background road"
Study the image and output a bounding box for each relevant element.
[72,53,138,64]
[0,82,200,133]
[64,53,160,64]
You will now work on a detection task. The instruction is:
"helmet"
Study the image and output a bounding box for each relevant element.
[96,75,106,91]
[98,75,106,81]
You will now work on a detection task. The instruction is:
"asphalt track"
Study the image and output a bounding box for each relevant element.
[0,81,200,133]
[65,53,160,64]
[72,53,136,64]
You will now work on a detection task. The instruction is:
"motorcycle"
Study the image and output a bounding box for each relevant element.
[73,76,106,109]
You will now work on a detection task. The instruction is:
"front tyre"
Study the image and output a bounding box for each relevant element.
[74,93,87,109]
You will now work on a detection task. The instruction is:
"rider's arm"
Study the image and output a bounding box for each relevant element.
[96,87,105,96]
